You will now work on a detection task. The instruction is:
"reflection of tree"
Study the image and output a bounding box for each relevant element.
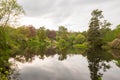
[13,47,70,62]
[57,49,68,61]
[86,48,111,80]
[13,47,57,62]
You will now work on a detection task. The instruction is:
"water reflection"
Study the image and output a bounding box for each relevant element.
[86,48,112,80]
[18,55,90,80]
[13,47,84,63]
[7,48,120,80]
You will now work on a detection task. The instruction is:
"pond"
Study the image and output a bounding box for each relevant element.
[10,48,120,80]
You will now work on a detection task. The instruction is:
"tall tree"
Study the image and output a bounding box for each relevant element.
[58,26,68,40]
[87,9,111,48]
[0,0,24,52]
[0,0,24,30]
[37,27,47,42]
[0,1,24,79]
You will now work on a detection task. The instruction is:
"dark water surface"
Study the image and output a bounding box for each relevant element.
[14,49,120,80]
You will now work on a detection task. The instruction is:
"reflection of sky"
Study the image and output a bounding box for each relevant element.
[16,55,120,80]
[103,61,120,80]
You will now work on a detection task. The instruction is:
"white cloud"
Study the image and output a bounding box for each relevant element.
[17,0,120,31]
[19,16,56,29]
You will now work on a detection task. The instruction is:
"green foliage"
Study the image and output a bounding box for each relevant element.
[104,25,120,42]
[0,68,9,80]
[73,43,88,49]
[116,60,120,67]
[37,27,47,41]
[0,0,24,79]
[0,26,7,51]
[87,9,103,48]
[67,35,75,47]
[87,9,111,48]
[75,34,86,44]
[0,53,11,80]
[57,26,68,40]
[57,39,68,50]
[0,0,24,32]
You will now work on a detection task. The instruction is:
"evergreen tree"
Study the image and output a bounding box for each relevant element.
[87,9,111,48]
[87,9,104,48]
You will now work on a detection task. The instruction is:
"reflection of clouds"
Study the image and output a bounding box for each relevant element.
[17,55,120,80]
[19,55,90,80]
[20,67,54,80]
[103,62,120,80]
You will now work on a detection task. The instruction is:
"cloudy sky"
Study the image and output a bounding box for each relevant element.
[17,0,120,31]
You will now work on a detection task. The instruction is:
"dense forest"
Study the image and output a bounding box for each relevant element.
[0,0,120,80]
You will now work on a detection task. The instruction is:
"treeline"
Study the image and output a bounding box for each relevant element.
[0,25,87,52]
[1,10,120,55]
[1,22,120,53]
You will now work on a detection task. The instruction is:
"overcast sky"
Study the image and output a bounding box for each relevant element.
[17,0,120,32]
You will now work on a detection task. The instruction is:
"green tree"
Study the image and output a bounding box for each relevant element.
[104,25,120,42]
[57,39,67,50]
[0,0,24,30]
[0,0,24,79]
[75,34,86,44]
[0,0,24,52]
[67,35,75,47]
[57,26,68,40]
[87,9,110,48]
[37,27,47,49]
[37,27,47,41]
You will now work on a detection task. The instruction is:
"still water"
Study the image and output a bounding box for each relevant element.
[14,49,120,80]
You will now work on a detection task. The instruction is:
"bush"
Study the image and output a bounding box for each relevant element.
[73,43,88,49]
[57,39,67,50]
